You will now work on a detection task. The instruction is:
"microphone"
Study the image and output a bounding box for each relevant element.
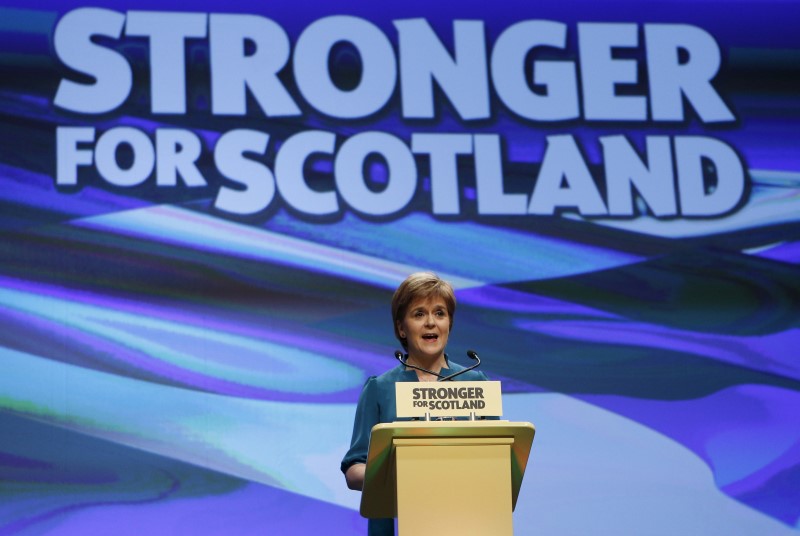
[439,350,481,381]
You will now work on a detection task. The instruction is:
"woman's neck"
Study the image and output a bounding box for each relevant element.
[406,353,448,382]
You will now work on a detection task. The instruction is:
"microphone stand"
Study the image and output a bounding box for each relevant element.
[439,350,481,381]
[394,350,482,382]
[394,351,444,379]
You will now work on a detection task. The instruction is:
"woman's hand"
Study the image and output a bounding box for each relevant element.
[345,463,366,490]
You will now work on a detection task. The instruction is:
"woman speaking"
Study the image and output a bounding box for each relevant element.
[340,272,490,536]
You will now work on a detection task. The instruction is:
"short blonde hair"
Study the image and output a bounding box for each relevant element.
[391,272,456,350]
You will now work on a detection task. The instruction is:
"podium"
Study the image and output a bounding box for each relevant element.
[361,420,535,536]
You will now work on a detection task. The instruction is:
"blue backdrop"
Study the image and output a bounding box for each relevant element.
[1,1,799,534]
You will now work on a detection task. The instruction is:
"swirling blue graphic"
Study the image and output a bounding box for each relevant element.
[1,1,799,534]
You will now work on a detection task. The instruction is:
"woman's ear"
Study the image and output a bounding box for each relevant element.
[396,320,405,339]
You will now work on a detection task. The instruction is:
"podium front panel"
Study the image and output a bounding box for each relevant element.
[395,437,514,536]
[360,420,535,519]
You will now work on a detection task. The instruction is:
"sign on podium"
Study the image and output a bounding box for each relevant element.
[395,380,503,419]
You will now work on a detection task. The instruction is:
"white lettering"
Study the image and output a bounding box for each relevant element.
[529,135,607,215]
[675,136,744,215]
[294,16,396,118]
[646,24,734,123]
[56,127,95,185]
[53,8,131,113]
[335,132,416,216]
[125,11,207,114]
[95,127,155,187]
[395,19,489,120]
[275,130,338,215]
[491,20,579,121]
[209,14,300,117]
[155,129,206,186]
[602,135,676,217]
[213,129,275,214]
[412,133,472,215]
[579,23,646,121]
[474,135,526,214]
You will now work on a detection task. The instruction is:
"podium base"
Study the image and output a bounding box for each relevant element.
[395,437,514,536]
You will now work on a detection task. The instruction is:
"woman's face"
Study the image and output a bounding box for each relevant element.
[397,295,450,362]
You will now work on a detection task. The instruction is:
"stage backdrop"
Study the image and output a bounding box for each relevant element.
[1,1,799,534]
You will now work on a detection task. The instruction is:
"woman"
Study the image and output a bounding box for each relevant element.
[340,272,490,536]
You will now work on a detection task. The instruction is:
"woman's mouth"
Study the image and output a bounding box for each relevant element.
[422,334,438,341]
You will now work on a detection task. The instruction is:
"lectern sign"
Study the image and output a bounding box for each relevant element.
[395,381,503,418]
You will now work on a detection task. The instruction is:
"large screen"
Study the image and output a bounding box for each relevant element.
[1,1,798,534]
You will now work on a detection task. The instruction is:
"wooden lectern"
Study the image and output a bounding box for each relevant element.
[361,420,535,536]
